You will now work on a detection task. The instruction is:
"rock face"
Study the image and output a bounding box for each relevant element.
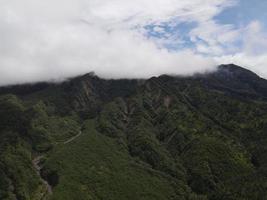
[0,64,267,199]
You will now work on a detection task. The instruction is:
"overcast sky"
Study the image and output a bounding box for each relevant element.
[0,0,267,85]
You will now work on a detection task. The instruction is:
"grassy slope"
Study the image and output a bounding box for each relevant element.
[1,66,267,199]
[44,120,192,200]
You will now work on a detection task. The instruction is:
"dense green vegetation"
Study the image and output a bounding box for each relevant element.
[1,64,267,199]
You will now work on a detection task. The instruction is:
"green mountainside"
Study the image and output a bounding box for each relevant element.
[0,64,267,200]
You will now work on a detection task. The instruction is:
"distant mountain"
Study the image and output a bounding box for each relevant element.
[0,64,267,200]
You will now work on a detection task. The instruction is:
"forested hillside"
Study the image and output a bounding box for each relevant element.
[1,64,267,200]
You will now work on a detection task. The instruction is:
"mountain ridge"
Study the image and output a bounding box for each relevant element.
[0,64,259,94]
[0,64,267,200]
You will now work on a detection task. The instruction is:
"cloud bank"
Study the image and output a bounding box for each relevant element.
[0,0,266,85]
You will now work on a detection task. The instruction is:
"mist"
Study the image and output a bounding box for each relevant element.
[0,0,266,86]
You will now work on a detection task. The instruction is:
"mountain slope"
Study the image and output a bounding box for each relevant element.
[0,64,267,200]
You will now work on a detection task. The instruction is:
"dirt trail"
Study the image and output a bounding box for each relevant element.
[63,131,82,144]
[31,130,82,197]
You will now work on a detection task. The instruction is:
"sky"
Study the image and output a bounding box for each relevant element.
[0,0,266,85]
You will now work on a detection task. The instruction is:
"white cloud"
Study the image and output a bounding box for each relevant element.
[215,21,267,78]
[190,20,241,55]
[0,0,266,86]
[243,21,267,56]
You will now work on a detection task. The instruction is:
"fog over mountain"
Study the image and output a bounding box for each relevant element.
[0,0,266,86]
[2,1,267,199]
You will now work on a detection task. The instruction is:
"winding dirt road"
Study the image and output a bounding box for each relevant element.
[32,130,82,198]
[63,131,82,144]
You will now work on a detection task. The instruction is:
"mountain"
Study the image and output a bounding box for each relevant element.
[0,64,267,200]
